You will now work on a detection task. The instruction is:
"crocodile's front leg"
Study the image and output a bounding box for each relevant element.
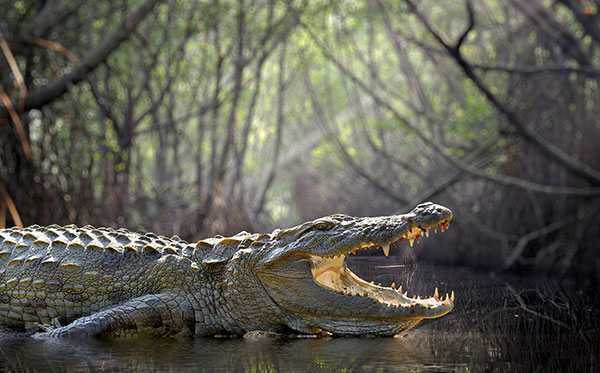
[34,293,196,338]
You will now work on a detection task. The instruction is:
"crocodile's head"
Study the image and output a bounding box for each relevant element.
[243,202,454,336]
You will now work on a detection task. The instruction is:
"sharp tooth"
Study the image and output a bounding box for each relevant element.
[391,282,396,289]
[434,287,439,299]
[441,223,445,232]
[393,241,398,248]
[400,237,405,243]
[409,239,414,247]
[383,244,390,257]
[416,235,420,243]
[434,225,438,233]
[377,283,382,287]
[425,229,429,237]
[450,291,455,302]
[446,222,450,230]
[398,285,402,292]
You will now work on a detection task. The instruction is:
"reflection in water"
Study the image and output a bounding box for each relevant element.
[0,261,598,372]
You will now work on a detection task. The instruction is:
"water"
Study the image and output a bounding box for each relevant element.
[0,259,598,372]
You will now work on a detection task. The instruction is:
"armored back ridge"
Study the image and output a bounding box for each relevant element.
[0,203,454,338]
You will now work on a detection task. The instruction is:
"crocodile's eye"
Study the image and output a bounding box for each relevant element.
[313,220,335,230]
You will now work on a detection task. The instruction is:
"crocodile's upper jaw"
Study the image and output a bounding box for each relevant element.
[255,202,454,336]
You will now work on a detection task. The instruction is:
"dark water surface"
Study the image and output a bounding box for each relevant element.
[0,259,598,372]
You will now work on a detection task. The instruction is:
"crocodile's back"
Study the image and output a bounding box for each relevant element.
[0,224,195,331]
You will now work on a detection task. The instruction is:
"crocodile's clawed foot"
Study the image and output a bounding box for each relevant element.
[28,323,52,338]
[30,319,63,338]
[34,322,54,333]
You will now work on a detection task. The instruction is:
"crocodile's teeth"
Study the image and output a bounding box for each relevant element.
[434,225,438,233]
[409,239,414,247]
[425,229,429,237]
[434,287,439,299]
[382,244,390,257]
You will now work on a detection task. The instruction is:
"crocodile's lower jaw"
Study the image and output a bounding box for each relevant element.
[311,254,453,311]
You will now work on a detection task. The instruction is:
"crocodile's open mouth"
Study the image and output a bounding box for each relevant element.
[309,219,454,314]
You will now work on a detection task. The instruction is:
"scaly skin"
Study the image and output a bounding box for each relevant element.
[0,202,453,337]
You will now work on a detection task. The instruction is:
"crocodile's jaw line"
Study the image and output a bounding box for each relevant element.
[257,202,454,336]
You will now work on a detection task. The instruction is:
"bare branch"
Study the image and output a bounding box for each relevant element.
[405,0,600,186]
[503,281,569,328]
[297,17,600,196]
[502,219,570,270]
[255,44,287,218]
[21,0,80,39]
[472,63,600,78]
[454,0,475,52]
[0,0,162,119]
[0,90,31,162]
[8,36,80,66]
[0,30,27,111]
[303,70,408,205]
[0,185,23,227]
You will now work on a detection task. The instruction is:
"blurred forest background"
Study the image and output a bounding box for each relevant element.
[1,0,599,285]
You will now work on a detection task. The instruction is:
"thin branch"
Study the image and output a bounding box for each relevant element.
[504,281,569,328]
[0,30,27,111]
[297,18,600,196]
[303,70,408,205]
[406,0,600,186]
[8,36,80,64]
[397,135,502,213]
[472,63,600,78]
[454,0,475,52]
[0,185,23,227]
[502,219,570,270]
[0,0,161,118]
[255,44,287,218]
[0,90,31,161]
[21,0,78,39]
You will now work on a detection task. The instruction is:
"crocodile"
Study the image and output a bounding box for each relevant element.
[0,202,453,338]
